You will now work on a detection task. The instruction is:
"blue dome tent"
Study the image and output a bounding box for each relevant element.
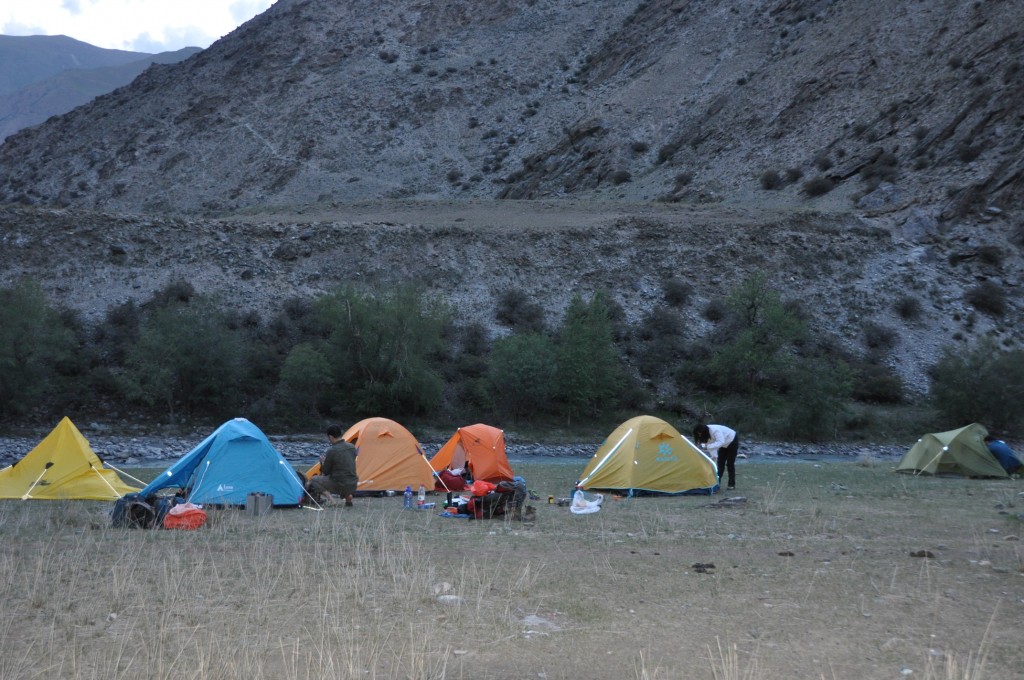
[139,418,304,506]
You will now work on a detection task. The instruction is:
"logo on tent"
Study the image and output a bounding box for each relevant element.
[217,484,235,492]
[655,443,677,462]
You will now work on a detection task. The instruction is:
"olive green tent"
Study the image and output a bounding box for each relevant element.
[896,423,1008,478]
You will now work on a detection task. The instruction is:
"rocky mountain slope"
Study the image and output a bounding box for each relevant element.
[0,0,1021,217]
[0,0,1021,401]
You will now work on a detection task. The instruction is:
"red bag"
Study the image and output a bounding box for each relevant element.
[163,502,207,530]
[470,480,496,497]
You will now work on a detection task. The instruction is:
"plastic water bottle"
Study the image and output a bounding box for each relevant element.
[403,486,413,510]
[417,484,426,508]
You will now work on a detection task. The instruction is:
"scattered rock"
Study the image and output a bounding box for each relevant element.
[437,595,463,606]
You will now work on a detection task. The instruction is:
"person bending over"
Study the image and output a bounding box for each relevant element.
[693,423,739,491]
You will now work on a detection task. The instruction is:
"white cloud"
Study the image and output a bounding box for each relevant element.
[1,0,275,52]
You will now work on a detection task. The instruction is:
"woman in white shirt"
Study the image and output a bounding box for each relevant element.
[693,423,739,491]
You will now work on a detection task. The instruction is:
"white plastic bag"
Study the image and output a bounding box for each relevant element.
[569,490,603,515]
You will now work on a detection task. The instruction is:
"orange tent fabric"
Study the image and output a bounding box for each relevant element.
[306,418,434,492]
[430,423,513,483]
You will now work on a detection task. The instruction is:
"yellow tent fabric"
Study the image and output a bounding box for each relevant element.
[577,415,718,495]
[0,417,140,500]
[430,423,514,483]
[896,423,1008,477]
[306,417,435,492]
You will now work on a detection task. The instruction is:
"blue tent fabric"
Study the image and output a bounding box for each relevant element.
[139,418,304,506]
[987,440,1022,474]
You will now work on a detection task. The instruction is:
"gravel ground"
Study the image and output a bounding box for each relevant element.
[0,432,907,469]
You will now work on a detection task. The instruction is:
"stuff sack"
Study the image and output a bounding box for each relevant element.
[163,502,207,530]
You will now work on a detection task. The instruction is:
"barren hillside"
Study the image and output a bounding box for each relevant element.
[0,0,1021,218]
[0,0,1022,406]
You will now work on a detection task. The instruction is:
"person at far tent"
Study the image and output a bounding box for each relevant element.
[307,425,359,507]
[693,423,739,491]
[984,435,1022,476]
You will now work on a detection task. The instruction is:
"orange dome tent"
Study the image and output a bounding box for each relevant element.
[306,417,434,493]
[430,423,513,483]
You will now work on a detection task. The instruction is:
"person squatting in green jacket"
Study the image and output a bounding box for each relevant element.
[307,424,359,507]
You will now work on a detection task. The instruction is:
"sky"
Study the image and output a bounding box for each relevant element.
[1,0,275,53]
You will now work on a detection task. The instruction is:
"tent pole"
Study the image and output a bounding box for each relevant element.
[21,462,54,500]
[577,429,633,488]
[187,460,212,503]
[89,463,126,499]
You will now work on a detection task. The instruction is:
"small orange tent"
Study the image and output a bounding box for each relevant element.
[430,423,513,483]
[306,417,434,493]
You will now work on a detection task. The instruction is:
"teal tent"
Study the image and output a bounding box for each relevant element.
[139,418,304,506]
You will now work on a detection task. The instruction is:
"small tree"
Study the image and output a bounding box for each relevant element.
[554,292,628,422]
[314,285,451,416]
[121,297,247,419]
[0,279,77,417]
[277,342,332,418]
[488,333,557,420]
[930,339,1024,431]
[705,273,805,394]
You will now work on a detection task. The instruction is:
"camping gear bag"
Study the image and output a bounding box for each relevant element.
[163,502,207,530]
[112,493,173,528]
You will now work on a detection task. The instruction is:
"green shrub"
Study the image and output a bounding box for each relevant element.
[313,285,451,417]
[785,167,803,183]
[495,288,546,333]
[610,170,631,185]
[121,297,247,419]
[657,142,680,164]
[277,342,332,417]
[760,170,783,190]
[894,295,923,321]
[802,176,835,196]
[814,153,833,171]
[977,245,1004,266]
[554,292,630,422]
[862,321,899,352]
[662,277,694,307]
[489,333,557,419]
[0,279,78,417]
[634,306,686,379]
[930,339,1024,430]
[956,142,982,163]
[781,358,853,440]
[965,281,1006,316]
[702,298,728,322]
[852,363,904,403]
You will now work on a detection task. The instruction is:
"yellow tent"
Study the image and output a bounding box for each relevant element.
[0,417,140,500]
[577,415,719,495]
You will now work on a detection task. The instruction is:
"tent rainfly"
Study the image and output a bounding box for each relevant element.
[138,418,305,506]
[896,423,1009,478]
[430,423,513,483]
[577,415,718,495]
[0,417,139,500]
[306,417,435,493]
